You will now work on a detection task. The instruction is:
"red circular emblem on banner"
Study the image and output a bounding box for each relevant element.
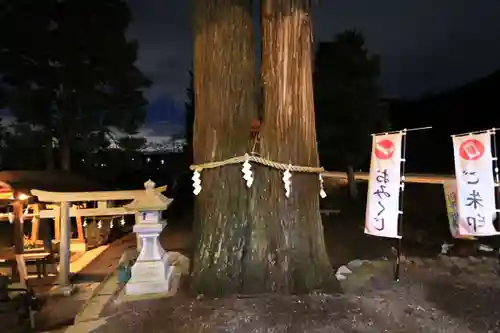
[374,139,395,160]
[459,139,485,160]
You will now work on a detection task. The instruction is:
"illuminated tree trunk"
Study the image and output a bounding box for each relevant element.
[60,134,72,171]
[347,165,359,199]
[45,134,55,170]
[242,0,335,294]
[190,0,258,295]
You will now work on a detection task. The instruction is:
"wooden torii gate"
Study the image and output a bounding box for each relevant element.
[30,183,167,294]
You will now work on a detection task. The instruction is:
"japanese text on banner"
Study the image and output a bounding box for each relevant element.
[365,132,403,239]
[452,132,499,236]
[442,180,475,240]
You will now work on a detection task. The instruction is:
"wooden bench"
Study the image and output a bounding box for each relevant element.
[23,252,51,278]
[0,252,51,279]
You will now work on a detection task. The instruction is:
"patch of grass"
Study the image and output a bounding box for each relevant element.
[339,260,393,293]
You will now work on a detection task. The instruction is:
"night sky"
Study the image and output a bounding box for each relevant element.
[129,0,500,139]
[3,0,500,142]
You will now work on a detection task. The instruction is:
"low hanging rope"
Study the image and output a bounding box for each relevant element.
[189,153,327,198]
[189,154,324,173]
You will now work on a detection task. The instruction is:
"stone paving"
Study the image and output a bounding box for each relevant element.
[44,227,193,333]
[36,233,137,332]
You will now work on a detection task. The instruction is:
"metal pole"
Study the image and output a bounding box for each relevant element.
[372,126,432,136]
[394,130,408,282]
[492,131,500,223]
[58,201,71,287]
[451,127,497,138]
[491,131,500,274]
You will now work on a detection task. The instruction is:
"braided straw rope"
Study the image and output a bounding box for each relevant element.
[190,154,324,173]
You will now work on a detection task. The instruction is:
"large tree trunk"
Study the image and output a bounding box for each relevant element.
[190,0,258,295]
[346,165,358,199]
[243,0,335,294]
[45,134,55,170]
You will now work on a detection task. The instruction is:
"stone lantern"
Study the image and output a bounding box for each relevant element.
[124,179,174,296]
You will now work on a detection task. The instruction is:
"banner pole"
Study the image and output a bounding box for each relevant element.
[492,129,500,220]
[491,130,500,273]
[451,127,497,138]
[372,126,432,137]
[394,129,408,282]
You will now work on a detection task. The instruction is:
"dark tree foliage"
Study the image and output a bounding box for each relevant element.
[314,30,388,198]
[0,119,4,146]
[0,120,7,168]
[314,30,388,171]
[185,70,195,159]
[0,123,48,170]
[159,70,195,224]
[0,0,151,171]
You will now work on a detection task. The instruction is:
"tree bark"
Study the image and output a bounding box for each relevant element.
[45,134,55,170]
[60,133,71,171]
[346,165,358,199]
[243,0,336,293]
[190,0,258,295]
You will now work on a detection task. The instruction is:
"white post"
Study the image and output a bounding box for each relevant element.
[58,201,71,288]
[135,212,142,251]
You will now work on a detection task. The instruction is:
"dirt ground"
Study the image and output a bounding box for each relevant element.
[90,212,500,333]
[91,255,500,333]
[57,184,500,332]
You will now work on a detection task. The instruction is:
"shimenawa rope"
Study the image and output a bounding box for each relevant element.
[189,153,324,173]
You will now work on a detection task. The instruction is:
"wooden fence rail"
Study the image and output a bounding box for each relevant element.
[322,171,454,185]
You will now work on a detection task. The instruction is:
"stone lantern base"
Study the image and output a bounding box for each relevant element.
[125,256,173,295]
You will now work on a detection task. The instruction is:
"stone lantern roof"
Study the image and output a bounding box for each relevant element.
[125,179,173,212]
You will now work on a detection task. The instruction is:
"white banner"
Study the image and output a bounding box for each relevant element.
[452,132,499,236]
[442,180,475,240]
[365,132,403,239]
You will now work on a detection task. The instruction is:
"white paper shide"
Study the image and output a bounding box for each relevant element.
[192,170,202,195]
[241,155,254,188]
[282,165,292,198]
[365,132,403,239]
[452,132,499,236]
